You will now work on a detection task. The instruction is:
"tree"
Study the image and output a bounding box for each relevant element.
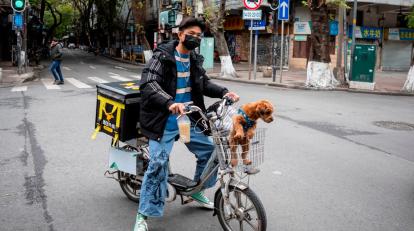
[131,0,150,50]
[72,0,95,46]
[43,0,63,43]
[403,6,414,92]
[44,2,78,39]
[202,0,238,78]
[305,0,346,88]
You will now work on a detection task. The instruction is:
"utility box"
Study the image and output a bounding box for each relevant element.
[200,37,214,69]
[350,44,376,90]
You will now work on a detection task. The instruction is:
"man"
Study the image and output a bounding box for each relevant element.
[49,38,64,84]
[134,17,239,231]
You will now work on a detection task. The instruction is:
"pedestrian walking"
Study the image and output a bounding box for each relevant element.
[50,38,64,85]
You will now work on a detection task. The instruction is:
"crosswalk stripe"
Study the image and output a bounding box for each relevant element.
[41,79,61,90]
[11,86,27,92]
[89,65,96,69]
[88,77,108,84]
[108,72,119,76]
[66,78,92,88]
[129,75,141,79]
[63,66,72,71]
[109,75,132,81]
[114,66,128,70]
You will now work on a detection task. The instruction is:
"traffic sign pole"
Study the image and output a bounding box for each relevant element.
[278,0,289,83]
[254,30,258,80]
[249,19,253,80]
[280,21,284,83]
[243,0,263,80]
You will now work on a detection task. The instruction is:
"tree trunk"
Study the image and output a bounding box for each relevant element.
[306,2,338,88]
[182,0,187,16]
[403,65,414,92]
[131,0,151,50]
[123,7,132,48]
[40,0,46,23]
[44,2,62,44]
[202,0,237,78]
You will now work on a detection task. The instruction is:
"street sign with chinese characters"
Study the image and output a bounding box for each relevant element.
[245,19,266,30]
[349,26,382,40]
[243,0,262,11]
[278,0,289,21]
[399,28,414,41]
[242,10,262,20]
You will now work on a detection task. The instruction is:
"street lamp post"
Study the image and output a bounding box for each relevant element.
[349,0,358,80]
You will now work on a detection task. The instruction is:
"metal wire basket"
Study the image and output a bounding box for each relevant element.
[218,128,266,172]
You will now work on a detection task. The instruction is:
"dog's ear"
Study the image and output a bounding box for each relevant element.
[255,101,266,115]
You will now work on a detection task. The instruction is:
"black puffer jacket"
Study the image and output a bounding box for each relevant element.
[139,40,228,141]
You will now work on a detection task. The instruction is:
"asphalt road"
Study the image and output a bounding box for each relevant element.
[1,49,414,231]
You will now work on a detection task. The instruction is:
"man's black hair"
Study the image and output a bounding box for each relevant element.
[178,17,206,32]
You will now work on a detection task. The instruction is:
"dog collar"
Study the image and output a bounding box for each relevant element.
[238,108,256,131]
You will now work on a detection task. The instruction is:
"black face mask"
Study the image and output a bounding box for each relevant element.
[183,34,201,50]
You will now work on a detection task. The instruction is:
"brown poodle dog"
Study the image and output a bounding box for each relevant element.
[229,100,274,167]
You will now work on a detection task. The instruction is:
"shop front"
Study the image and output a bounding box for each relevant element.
[382,28,414,71]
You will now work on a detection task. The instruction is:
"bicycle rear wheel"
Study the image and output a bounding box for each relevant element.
[119,171,141,203]
[216,186,267,231]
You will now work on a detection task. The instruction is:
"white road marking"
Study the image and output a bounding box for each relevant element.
[63,66,72,71]
[88,77,108,84]
[11,86,28,92]
[114,66,128,70]
[108,72,119,76]
[80,61,85,64]
[66,78,92,88]
[109,75,132,82]
[89,65,96,69]
[130,75,141,79]
[272,171,283,175]
[41,79,61,90]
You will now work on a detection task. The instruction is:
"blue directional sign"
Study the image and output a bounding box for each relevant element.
[278,0,289,21]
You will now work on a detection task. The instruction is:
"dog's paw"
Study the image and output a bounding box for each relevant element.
[231,159,238,167]
[234,132,243,140]
[243,159,252,165]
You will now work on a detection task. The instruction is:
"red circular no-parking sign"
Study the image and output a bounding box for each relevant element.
[243,0,263,10]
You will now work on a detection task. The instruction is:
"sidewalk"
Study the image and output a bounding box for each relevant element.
[0,61,41,87]
[207,62,413,96]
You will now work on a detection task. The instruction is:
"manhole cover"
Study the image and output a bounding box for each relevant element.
[373,121,414,131]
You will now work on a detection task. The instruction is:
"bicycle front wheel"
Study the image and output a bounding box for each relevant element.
[216,186,267,231]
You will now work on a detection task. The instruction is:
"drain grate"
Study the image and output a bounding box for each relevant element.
[373,121,414,131]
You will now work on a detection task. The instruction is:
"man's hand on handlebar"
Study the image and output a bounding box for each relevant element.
[169,103,185,114]
[224,92,240,102]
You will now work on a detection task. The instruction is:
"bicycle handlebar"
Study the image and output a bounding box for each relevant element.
[182,97,235,121]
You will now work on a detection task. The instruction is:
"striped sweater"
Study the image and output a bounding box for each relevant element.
[165,50,192,131]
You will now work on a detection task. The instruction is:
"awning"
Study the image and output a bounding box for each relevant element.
[346,0,414,7]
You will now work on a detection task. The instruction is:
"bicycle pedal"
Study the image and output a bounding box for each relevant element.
[243,166,260,175]
[183,197,194,204]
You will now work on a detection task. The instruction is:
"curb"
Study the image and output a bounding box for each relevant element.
[22,65,46,83]
[101,54,145,67]
[209,74,414,97]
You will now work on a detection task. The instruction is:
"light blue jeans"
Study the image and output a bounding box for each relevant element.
[49,60,64,81]
[138,126,217,217]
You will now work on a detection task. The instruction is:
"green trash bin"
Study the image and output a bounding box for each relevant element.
[351,44,376,83]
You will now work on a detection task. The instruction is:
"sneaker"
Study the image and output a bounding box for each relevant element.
[57,81,64,85]
[190,191,214,209]
[53,80,58,85]
[133,213,148,231]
